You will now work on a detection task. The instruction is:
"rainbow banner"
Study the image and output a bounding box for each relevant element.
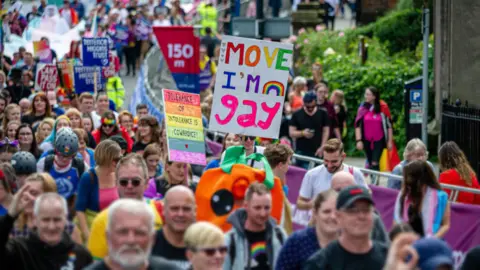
[162,89,206,165]
[33,40,52,63]
[208,36,293,138]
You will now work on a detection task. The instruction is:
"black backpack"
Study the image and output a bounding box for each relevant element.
[44,154,85,177]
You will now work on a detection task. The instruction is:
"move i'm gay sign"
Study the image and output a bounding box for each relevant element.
[209,36,293,139]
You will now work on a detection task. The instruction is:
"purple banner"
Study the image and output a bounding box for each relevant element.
[205,139,480,265]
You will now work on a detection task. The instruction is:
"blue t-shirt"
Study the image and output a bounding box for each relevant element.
[0,205,7,216]
[49,167,81,199]
[275,227,320,270]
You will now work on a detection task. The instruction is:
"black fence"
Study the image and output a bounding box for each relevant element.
[441,104,480,175]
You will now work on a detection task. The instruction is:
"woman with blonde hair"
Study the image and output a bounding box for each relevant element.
[118,110,135,139]
[35,118,54,145]
[2,103,21,130]
[75,139,122,241]
[439,141,480,205]
[39,115,71,153]
[387,138,435,190]
[276,190,338,270]
[144,159,194,199]
[67,108,96,149]
[5,120,20,141]
[10,173,82,243]
[185,222,227,270]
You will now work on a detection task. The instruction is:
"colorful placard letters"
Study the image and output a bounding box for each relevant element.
[162,89,206,165]
[209,36,293,138]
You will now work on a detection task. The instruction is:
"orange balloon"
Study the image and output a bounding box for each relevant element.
[196,164,284,232]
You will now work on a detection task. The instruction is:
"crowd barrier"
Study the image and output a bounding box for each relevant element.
[205,137,480,265]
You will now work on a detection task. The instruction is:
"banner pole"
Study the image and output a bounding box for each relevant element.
[93,68,97,95]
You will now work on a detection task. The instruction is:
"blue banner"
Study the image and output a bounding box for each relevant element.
[114,25,129,47]
[73,66,106,94]
[82,37,110,67]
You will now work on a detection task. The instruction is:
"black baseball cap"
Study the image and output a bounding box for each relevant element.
[336,185,374,210]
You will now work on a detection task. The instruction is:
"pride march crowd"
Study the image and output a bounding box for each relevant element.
[0,0,480,270]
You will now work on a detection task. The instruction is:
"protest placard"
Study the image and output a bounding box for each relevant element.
[162,89,206,165]
[208,36,293,139]
[58,60,74,89]
[33,40,52,63]
[35,64,59,92]
[82,37,110,67]
[73,66,105,94]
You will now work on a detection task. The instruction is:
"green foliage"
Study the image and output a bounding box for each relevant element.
[294,8,426,155]
[396,0,414,10]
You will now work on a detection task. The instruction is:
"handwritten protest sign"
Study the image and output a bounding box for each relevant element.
[162,89,206,165]
[73,66,105,94]
[82,38,110,67]
[35,64,59,92]
[209,36,293,138]
[58,60,74,89]
[33,40,52,63]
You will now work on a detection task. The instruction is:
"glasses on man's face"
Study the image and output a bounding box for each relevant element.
[191,246,228,257]
[119,178,142,187]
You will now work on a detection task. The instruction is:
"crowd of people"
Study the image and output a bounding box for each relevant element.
[0,0,479,270]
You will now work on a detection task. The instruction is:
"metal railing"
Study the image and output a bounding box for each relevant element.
[206,130,480,202]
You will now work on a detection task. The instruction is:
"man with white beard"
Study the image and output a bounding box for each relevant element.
[84,199,182,270]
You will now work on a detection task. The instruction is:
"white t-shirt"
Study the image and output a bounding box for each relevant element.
[298,164,367,200]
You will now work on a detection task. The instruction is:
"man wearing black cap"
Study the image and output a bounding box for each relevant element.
[289,91,330,169]
[304,185,388,270]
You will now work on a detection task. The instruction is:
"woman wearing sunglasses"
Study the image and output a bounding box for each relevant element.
[91,110,133,153]
[39,115,71,154]
[15,124,41,159]
[75,140,122,242]
[132,115,161,153]
[184,221,227,270]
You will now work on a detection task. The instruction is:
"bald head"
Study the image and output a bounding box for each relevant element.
[164,185,195,206]
[331,171,356,192]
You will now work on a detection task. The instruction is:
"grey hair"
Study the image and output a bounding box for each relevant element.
[293,76,307,87]
[115,153,148,183]
[33,192,68,217]
[107,199,155,233]
[403,138,428,160]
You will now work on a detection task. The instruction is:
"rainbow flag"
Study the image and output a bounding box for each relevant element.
[33,40,52,63]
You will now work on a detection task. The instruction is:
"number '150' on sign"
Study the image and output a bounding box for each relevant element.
[214,94,281,130]
[167,44,194,59]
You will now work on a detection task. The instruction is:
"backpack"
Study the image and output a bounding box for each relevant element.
[229,227,285,266]
[44,154,85,177]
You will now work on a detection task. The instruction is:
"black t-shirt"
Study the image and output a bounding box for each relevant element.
[132,141,149,153]
[289,108,329,156]
[245,230,269,270]
[462,246,480,270]
[151,229,191,269]
[84,256,184,270]
[335,104,347,134]
[21,113,46,128]
[304,240,388,270]
[155,178,197,197]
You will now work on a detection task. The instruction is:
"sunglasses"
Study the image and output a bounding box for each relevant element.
[243,136,256,141]
[103,124,115,128]
[119,178,142,187]
[192,246,228,256]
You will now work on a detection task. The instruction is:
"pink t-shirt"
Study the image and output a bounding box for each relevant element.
[99,187,119,211]
[363,111,384,142]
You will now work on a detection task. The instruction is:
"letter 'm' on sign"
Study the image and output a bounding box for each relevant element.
[246,74,260,93]
[225,42,245,65]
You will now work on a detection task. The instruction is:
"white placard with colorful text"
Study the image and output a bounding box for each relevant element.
[209,36,293,139]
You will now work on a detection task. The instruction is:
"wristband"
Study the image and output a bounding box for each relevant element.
[356,139,362,143]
